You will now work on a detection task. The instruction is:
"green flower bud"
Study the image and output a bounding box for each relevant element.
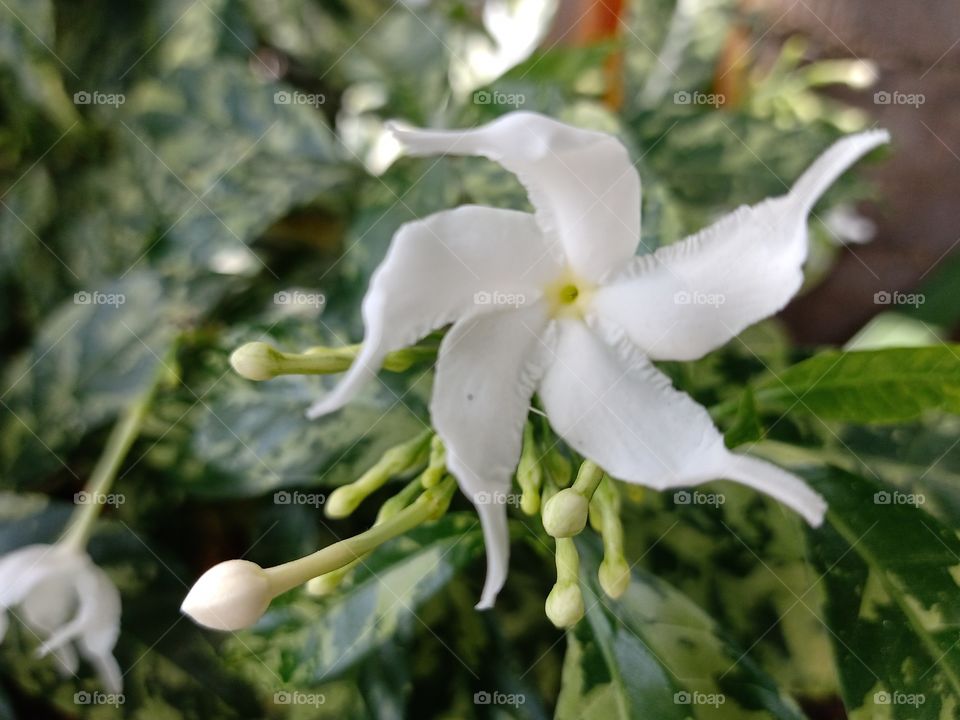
[599,557,630,599]
[545,583,584,628]
[542,488,590,538]
[230,342,283,381]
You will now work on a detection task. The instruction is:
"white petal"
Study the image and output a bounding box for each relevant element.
[390,112,641,281]
[307,206,559,418]
[539,320,825,525]
[0,544,72,609]
[431,302,556,608]
[592,130,889,361]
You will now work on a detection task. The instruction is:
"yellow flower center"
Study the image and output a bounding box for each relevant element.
[546,272,593,318]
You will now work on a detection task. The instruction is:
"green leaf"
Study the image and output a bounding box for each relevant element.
[724,387,764,448]
[0,271,176,488]
[754,346,960,423]
[808,466,960,718]
[224,513,483,685]
[556,539,806,720]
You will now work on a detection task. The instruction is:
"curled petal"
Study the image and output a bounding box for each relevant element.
[592,130,889,361]
[307,206,559,418]
[390,112,641,282]
[539,320,825,525]
[431,302,556,608]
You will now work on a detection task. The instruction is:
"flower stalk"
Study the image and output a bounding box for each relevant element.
[230,341,435,381]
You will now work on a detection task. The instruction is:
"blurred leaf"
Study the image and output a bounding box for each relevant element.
[724,387,764,448]
[754,346,960,423]
[556,539,806,719]
[807,466,960,718]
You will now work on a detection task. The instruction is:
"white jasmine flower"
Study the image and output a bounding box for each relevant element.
[180,560,272,631]
[307,111,888,608]
[0,543,122,693]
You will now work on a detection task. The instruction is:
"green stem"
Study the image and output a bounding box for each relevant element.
[265,477,456,595]
[59,366,164,551]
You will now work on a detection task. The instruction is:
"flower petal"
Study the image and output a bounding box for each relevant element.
[389,112,641,281]
[307,206,559,418]
[539,320,825,525]
[0,544,72,609]
[591,130,889,361]
[431,301,556,608]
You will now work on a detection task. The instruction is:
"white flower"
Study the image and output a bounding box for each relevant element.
[307,111,888,608]
[0,543,122,693]
[180,560,272,631]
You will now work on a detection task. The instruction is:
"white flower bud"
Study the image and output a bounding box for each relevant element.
[545,582,584,628]
[599,557,630,599]
[229,342,281,381]
[541,488,589,538]
[181,560,273,630]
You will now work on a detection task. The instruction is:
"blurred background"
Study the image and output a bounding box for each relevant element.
[1,0,957,718]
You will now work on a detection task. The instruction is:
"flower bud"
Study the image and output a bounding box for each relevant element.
[542,488,589,538]
[229,342,282,381]
[545,582,584,628]
[181,560,273,630]
[325,485,364,519]
[599,557,630,599]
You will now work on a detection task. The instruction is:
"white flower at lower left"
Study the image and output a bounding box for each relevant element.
[0,543,122,693]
